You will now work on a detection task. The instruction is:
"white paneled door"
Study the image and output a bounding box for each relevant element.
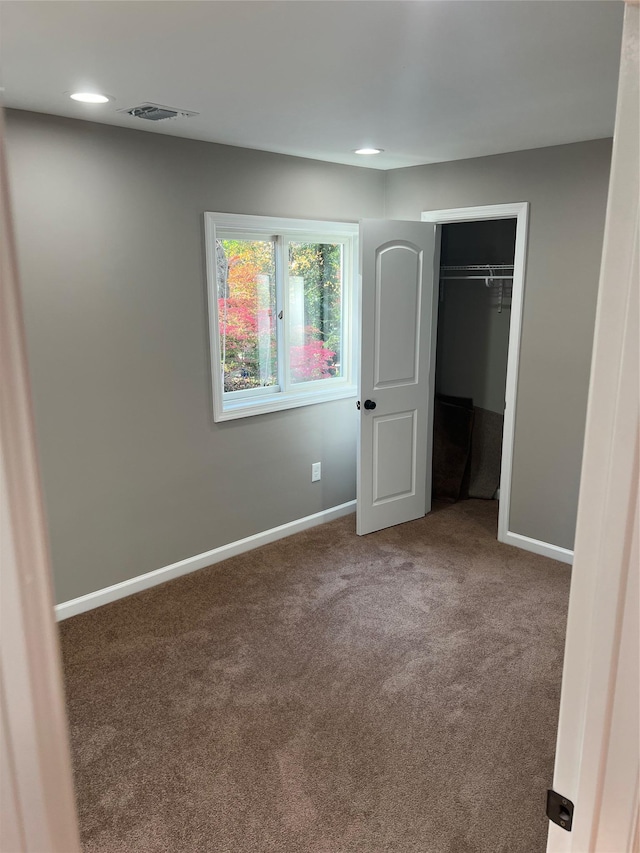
[357,220,437,536]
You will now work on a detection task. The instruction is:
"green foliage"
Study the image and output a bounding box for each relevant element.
[217,238,343,391]
[289,242,342,364]
[217,239,277,391]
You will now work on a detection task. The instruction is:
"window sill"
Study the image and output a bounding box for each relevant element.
[214,384,357,422]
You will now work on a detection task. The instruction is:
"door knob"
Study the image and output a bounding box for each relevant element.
[364,399,376,410]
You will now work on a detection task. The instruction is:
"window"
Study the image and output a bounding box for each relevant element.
[205,213,358,421]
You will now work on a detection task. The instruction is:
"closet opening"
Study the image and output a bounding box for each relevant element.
[431,218,517,534]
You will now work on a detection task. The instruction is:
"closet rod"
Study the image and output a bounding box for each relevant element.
[440,264,514,271]
[440,275,514,280]
[439,264,514,282]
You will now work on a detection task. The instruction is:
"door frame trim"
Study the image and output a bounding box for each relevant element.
[421,202,529,550]
[0,112,81,852]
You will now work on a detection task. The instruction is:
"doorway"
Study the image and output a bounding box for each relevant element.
[422,203,529,546]
[431,218,517,530]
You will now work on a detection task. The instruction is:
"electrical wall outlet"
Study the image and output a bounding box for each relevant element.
[311,462,321,482]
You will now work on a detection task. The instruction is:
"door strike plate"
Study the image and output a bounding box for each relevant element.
[546,789,574,832]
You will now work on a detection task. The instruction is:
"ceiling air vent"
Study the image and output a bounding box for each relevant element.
[120,103,199,122]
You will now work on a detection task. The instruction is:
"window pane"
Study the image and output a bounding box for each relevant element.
[288,242,343,384]
[216,238,277,392]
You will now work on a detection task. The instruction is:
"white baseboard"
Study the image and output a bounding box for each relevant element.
[502,530,574,565]
[55,500,357,621]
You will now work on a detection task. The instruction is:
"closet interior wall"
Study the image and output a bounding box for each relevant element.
[436,219,516,411]
[432,219,517,506]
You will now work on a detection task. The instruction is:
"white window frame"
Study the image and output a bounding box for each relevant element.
[205,212,358,421]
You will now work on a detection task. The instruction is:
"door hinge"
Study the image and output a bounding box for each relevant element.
[546,789,574,832]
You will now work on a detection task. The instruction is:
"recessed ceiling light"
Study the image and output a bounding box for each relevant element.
[354,147,384,155]
[69,92,111,104]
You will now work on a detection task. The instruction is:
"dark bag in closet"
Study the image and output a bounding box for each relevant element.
[432,394,474,502]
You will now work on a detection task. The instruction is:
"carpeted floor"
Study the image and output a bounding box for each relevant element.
[59,500,571,853]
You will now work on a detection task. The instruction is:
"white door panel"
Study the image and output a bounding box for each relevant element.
[357,220,436,536]
[373,410,417,503]
[374,244,423,386]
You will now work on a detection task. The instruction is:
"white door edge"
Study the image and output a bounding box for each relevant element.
[0,113,81,852]
[547,5,639,849]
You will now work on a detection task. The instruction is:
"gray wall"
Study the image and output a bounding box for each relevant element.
[386,139,612,548]
[436,221,516,413]
[5,110,385,603]
[6,111,611,603]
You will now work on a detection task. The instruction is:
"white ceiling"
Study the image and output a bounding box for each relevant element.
[0,1,624,170]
